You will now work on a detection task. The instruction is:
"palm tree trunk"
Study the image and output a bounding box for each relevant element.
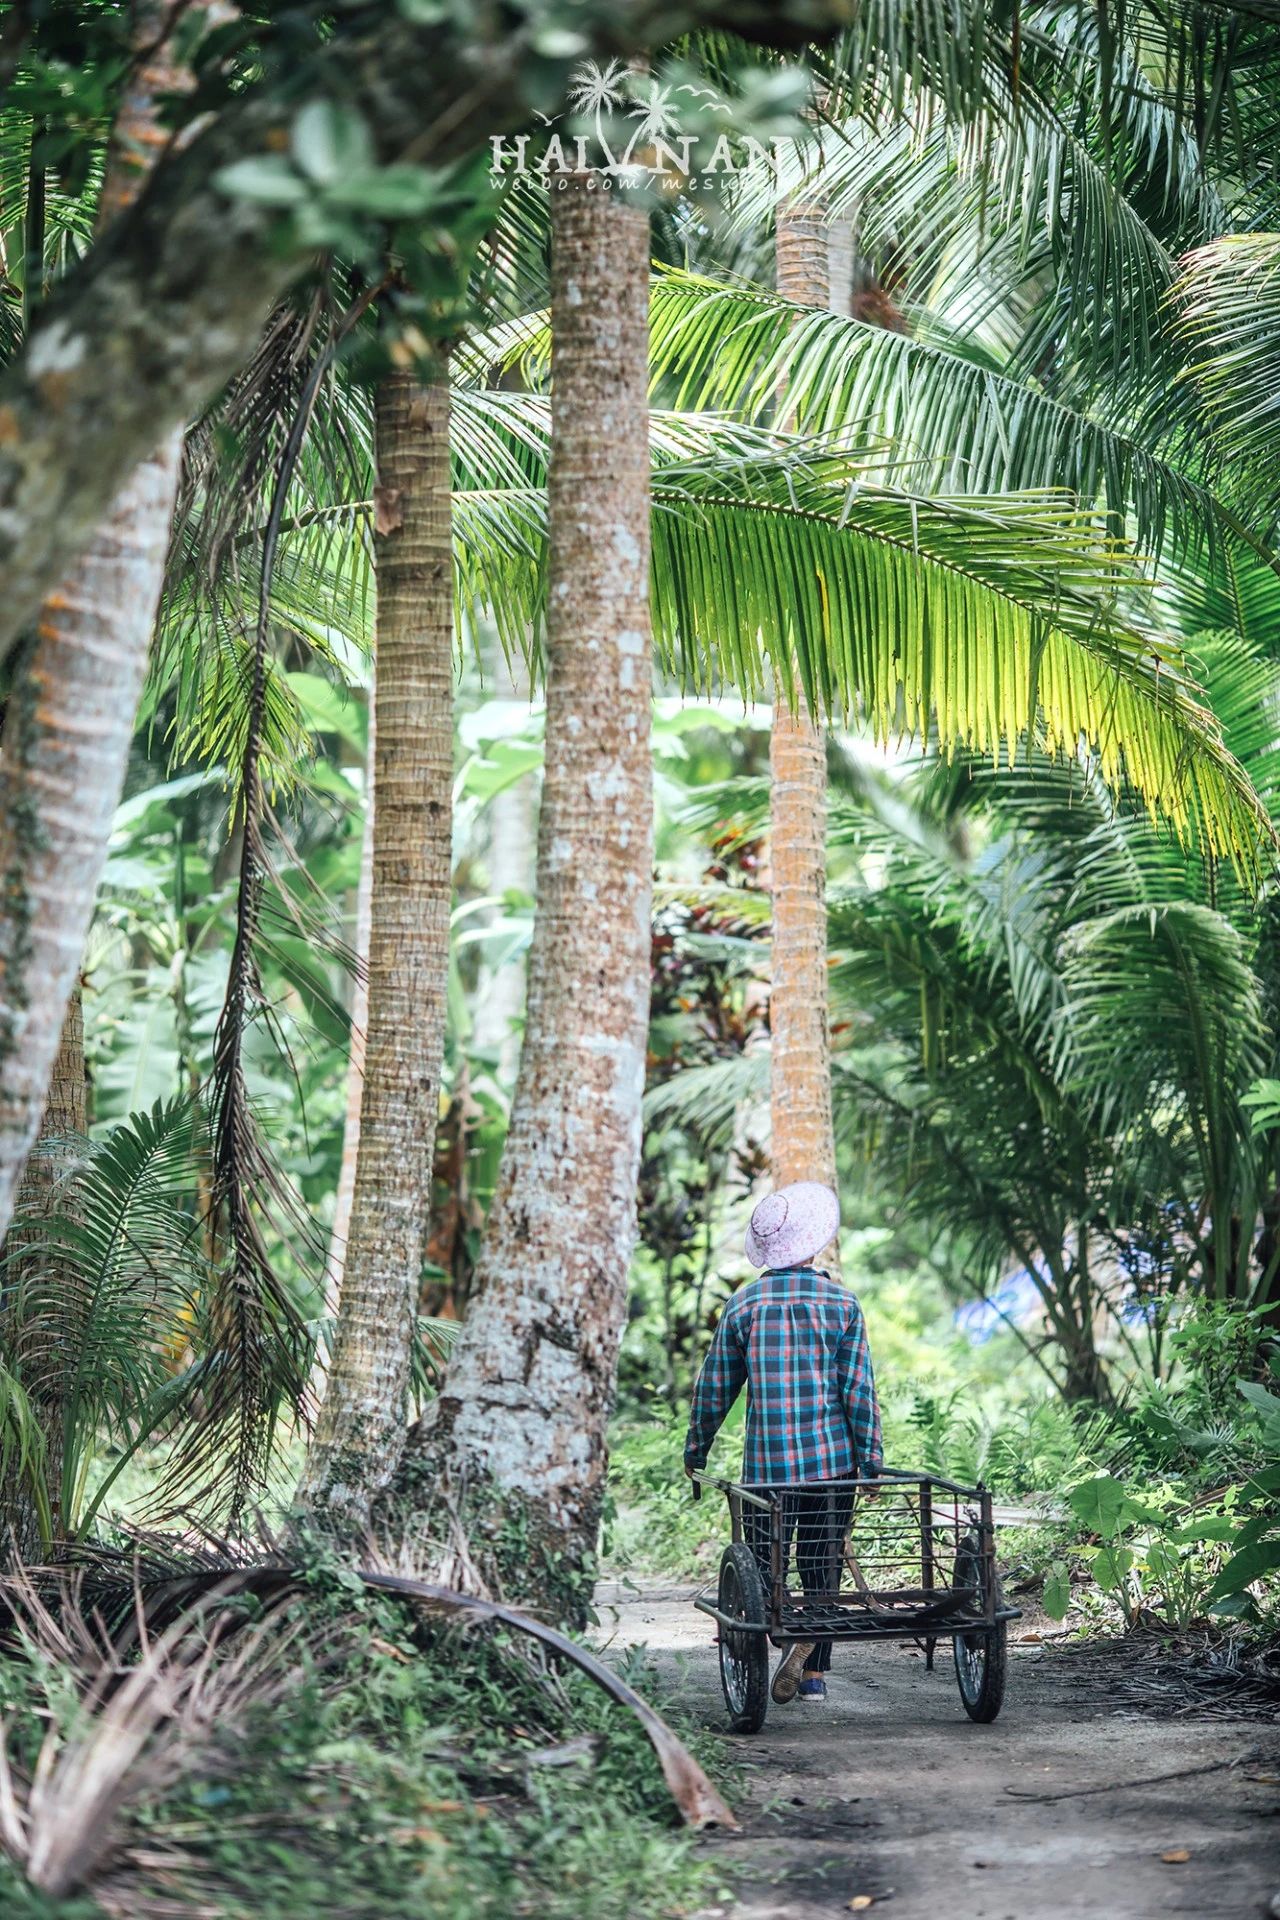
[0,13,190,1285]
[296,366,454,1532]
[391,178,653,1620]
[770,207,839,1239]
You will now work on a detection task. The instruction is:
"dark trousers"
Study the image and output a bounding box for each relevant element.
[744,1487,855,1673]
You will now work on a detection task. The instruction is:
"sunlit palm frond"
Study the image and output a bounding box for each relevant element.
[449,389,1275,877]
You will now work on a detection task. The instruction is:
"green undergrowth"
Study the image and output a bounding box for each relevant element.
[0,1570,731,1920]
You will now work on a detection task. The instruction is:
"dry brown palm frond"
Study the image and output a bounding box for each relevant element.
[0,1558,319,1897]
[2,1529,738,1852]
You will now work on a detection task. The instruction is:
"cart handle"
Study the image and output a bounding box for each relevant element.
[689,1470,773,1510]
[691,1466,991,1504]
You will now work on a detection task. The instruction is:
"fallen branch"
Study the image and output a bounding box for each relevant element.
[361,1569,738,1831]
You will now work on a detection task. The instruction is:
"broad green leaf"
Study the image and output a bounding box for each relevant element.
[291,100,373,186]
[653,699,758,739]
[1068,1474,1132,1541]
[1209,1533,1280,1602]
[1092,1546,1134,1591]
[1172,1517,1244,1545]
[456,741,543,803]
[285,671,368,751]
[215,156,310,207]
[1042,1562,1072,1621]
[1238,1379,1280,1419]
[328,165,438,217]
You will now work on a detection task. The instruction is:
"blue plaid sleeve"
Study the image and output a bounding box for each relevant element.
[837,1304,883,1477]
[684,1305,747,1470]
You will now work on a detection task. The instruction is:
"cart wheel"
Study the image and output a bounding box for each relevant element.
[716,1543,769,1734]
[952,1531,1007,1724]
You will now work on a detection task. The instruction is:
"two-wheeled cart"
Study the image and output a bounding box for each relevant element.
[691,1466,1019,1732]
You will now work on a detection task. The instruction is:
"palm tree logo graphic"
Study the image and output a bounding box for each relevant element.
[620,78,683,172]
[566,61,694,176]
[567,58,631,170]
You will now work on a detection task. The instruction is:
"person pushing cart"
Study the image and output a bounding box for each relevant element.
[686,1182,1015,1733]
[683,1181,883,1705]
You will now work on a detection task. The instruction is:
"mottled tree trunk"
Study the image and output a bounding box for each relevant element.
[770,208,839,1249]
[0,14,188,1290]
[391,179,653,1619]
[296,368,454,1531]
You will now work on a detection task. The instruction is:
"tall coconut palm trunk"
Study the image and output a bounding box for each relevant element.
[0,9,212,1253]
[770,207,839,1237]
[297,366,454,1532]
[0,14,200,1558]
[391,179,653,1619]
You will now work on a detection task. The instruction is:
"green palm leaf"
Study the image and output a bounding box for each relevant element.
[1174,233,1280,497]
[449,389,1274,876]
[645,266,1268,568]
[5,1096,213,1534]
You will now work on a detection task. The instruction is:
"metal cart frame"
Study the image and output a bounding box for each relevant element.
[692,1466,1020,1731]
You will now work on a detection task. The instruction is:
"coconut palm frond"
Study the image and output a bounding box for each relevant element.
[643,1052,768,1147]
[0,1563,316,1898]
[823,717,1279,1308]
[645,266,1271,568]
[448,391,1276,878]
[158,308,385,1525]
[1173,233,1280,505]
[0,1542,736,1836]
[728,54,1179,405]
[153,286,376,794]
[1,1097,215,1540]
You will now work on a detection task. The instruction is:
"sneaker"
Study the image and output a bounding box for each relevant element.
[797,1677,828,1702]
[771,1640,817,1703]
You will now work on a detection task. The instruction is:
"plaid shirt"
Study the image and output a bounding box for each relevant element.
[684,1266,883,1483]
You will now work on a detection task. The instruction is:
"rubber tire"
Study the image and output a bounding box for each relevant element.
[717,1543,770,1734]
[952,1532,1007,1724]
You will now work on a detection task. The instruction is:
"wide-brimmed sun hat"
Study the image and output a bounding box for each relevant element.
[744,1181,840,1270]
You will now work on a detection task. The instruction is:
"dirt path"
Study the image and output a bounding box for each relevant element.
[595,1583,1280,1920]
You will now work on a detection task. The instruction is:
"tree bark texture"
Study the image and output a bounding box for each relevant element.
[296,368,454,1531]
[0,0,848,669]
[769,209,839,1233]
[392,178,653,1614]
[0,16,189,1260]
